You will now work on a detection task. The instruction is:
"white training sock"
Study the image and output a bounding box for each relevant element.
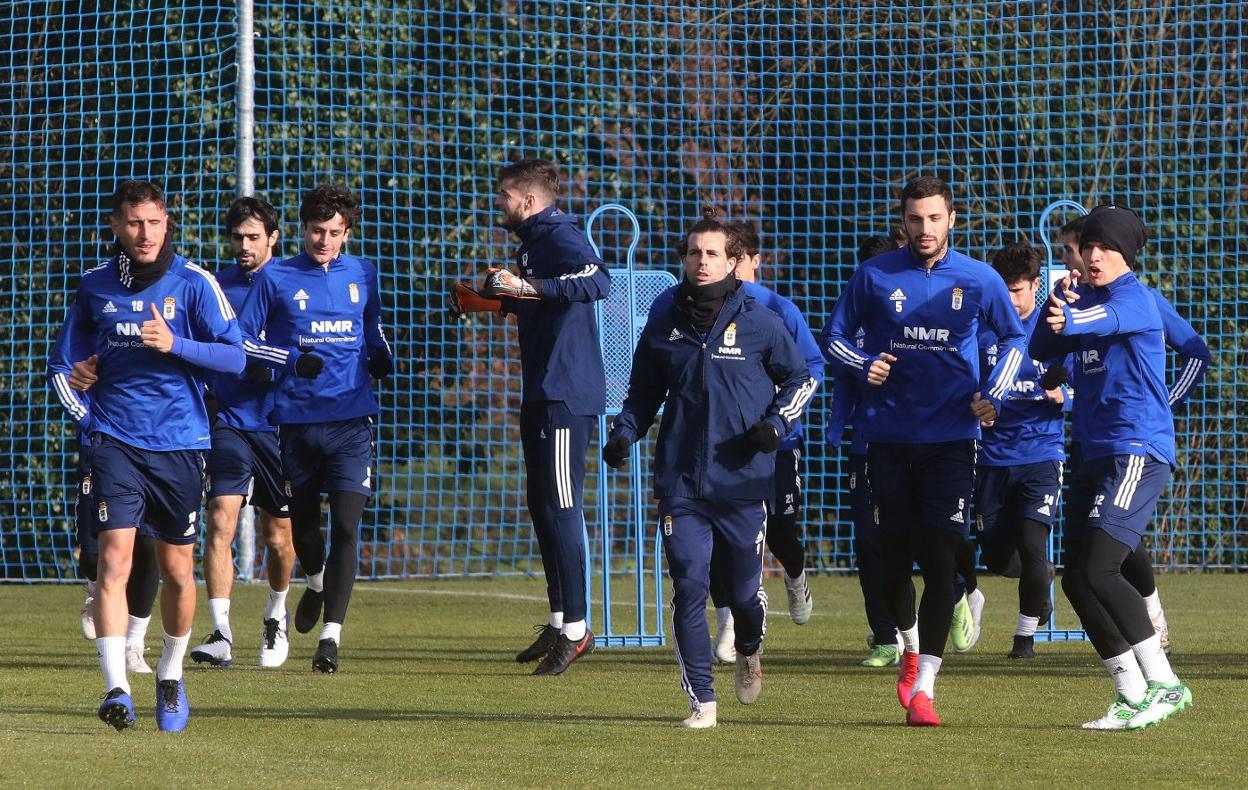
[97,636,128,693]
[1132,633,1179,686]
[209,598,232,640]
[968,588,985,609]
[1015,613,1039,637]
[126,614,151,648]
[915,654,942,698]
[156,631,191,682]
[548,610,564,629]
[320,622,342,644]
[85,579,97,597]
[900,624,920,654]
[563,620,586,641]
[1102,650,1148,702]
[1143,590,1164,620]
[716,607,734,630]
[306,570,325,593]
[265,586,290,621]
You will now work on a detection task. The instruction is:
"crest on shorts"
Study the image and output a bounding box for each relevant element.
[951,287,964,311]
[724,323,737,347]
[663,515,672,536]
[349,282,360,303]
[81,474,92,496]
[163,296,176,319]
[97,499,108,523]
[284,480,293,497]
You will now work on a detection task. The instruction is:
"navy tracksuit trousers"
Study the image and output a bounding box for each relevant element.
[520,401,593,623]
[661,496,768,705]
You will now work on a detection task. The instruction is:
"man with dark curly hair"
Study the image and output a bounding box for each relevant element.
[237,184,393,674]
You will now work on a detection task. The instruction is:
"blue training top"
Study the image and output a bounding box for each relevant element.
[47,254,244,451]
[237,251,391,426]
[211,262,278,433]
[1030,271,1175,466]
[820,245,1027,444]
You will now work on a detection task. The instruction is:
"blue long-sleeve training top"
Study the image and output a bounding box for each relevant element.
[211,263,277,433]
[649,280,823,449]
[1148,287,1210,408]
[500,205,611,416]
[819,246,1026,444]
[1029,271,1175,466]
[977,308,1069,466]
[47,254,244,451]
[611,283,816,501]
[237,251,391,425]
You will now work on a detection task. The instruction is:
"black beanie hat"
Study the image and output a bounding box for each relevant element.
[1078,204,1147,269]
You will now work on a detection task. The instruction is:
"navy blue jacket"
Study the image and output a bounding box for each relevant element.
[821,246,1026,444]
[237,251,391,425]
[501,206,611,416]
[611,283,816,501]
[47,254,245,451]
[649,280,824,450]
[1030,272,1175,466]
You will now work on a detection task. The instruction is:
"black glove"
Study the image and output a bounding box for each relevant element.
[245,361,273,384]
[1040,364,1069,390]
[295,346,324,379]
[368,348,394,379]
[744,421,780,454]
[602,435,631,469]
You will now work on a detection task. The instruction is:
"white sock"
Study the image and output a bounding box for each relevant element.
[209,598,232,640]
[716,607,734,631]
[1102,650,1148,703]
[85,579,97,597]
[1131,633,1179,686]
[306,570,325,593]
[265,586,289,621]
[893,629,904,651]
[156,631,191,682]
[548,610,564,629]
[1015,614,1039,637]
[900,624,920,654]
[562,620,586,641]
[126,615,151,648]
[97,636,128,694]
[1143,590,1164,620]
[320,622,342,644]
[915,654,942,698]
[968,588,985,609]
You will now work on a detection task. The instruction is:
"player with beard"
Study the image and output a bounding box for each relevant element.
[190,197,297,669]
[451,159,610,676]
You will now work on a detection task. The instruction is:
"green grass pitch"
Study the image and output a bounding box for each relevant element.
[1,574,1243,788]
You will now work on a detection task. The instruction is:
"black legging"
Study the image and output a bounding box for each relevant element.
[882,529,959,658]
[290,488,369,626]
[1121,542,1157,598]
[1015,519,1050,619]
[1063,531,1154,659]
[79,533,159,619]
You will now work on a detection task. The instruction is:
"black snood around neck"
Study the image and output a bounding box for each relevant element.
[114,233,175,292]
[677,276,738,332]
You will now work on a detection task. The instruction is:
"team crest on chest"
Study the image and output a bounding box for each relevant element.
[724,323,737,346]
[348,282,360,303]
[951,287,964,310]
[163,297,176,319]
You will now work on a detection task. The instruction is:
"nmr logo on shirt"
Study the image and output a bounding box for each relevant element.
[311,320,354,333]
[115,322,142,336]
[903,326,950,342]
